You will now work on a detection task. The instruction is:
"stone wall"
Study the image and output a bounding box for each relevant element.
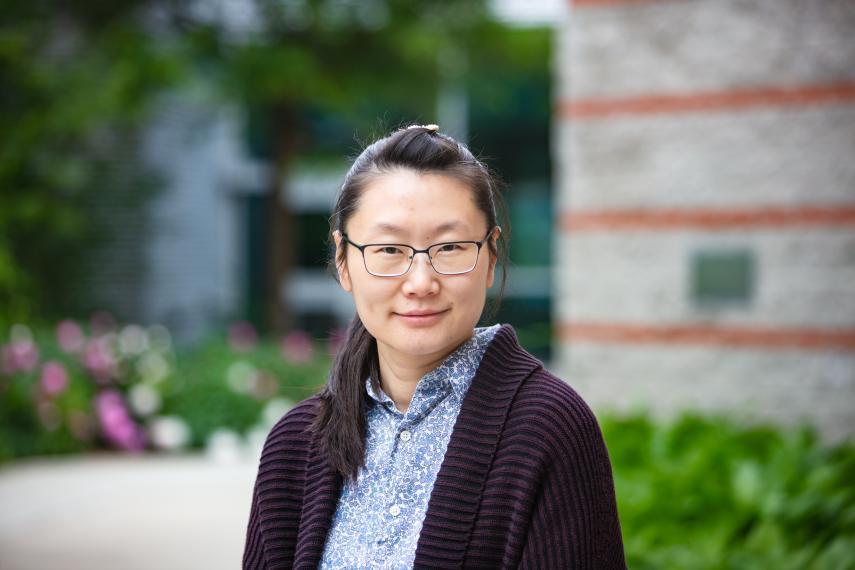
[554,0,855,441]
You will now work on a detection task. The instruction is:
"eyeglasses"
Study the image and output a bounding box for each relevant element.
[341,229,495,277]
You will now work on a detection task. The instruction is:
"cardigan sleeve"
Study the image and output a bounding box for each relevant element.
[243,475,269,570]
[242,397,319,570]
[517,387,626,569]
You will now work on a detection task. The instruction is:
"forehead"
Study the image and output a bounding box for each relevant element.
[348,169,486,238]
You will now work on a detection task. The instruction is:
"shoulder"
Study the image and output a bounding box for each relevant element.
[261,394,321,454]
[508,367,607,459]
[479,324,606,453]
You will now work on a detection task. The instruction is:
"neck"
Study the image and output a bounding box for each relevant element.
[376,333,474,412]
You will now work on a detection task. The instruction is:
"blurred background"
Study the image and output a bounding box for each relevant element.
[1,0,853,568]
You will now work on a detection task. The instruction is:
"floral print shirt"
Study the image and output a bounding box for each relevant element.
[319,325,500,569]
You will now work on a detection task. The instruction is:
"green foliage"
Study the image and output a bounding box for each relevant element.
[601,413,855,569]
[0,327,98,462]
[0,4,186,326]
[162,334,329,447]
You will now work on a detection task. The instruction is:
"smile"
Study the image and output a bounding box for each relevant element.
[393,309,449,326]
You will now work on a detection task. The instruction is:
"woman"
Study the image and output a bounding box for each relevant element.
[243,125,626,569]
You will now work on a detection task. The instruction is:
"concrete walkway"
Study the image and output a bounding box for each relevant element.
[0,454,259,570]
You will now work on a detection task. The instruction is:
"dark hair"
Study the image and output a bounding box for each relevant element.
[312,125,510,480]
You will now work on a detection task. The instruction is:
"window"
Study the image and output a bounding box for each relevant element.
[691,250,754,305]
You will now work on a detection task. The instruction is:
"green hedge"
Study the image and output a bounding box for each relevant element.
[602,413,855,569]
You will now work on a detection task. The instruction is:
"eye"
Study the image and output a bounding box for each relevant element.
[373,246,404,255]
[437,243,462,252]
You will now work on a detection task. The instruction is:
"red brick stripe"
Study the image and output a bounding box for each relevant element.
[561,206,855,232]
[558,83,855,119]
[560,322,855,351]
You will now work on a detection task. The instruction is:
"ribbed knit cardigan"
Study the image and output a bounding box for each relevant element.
[243,325,626,569]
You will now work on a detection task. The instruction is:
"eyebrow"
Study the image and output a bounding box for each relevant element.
[367,221,467,235]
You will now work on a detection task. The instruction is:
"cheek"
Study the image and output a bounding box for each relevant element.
[451,275,489,311]
[350,276,397,311]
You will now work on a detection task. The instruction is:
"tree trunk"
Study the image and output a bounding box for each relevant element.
[265,105,305,335]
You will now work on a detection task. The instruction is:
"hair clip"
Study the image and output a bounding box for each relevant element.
[406,124,439,132]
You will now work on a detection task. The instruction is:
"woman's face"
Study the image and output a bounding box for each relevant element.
[334,168,498,365]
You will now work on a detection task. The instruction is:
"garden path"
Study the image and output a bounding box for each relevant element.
[0,453,258,570]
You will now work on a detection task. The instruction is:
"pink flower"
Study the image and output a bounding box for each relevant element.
[281,330,314,363]
[228,321,257,351]
[82,337,116,384]
[1,340,40,375]
[95,390,146,452]
[57,320,85,353]
[40,361,69,396]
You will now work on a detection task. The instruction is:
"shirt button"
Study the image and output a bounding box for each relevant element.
[389,504,401,517]
[399,430,412,442]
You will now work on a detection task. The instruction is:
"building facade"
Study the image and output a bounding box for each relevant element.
[555,0,855,440]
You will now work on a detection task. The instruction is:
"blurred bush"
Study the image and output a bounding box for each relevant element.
[0,316,332,462]
[602,413,855,569]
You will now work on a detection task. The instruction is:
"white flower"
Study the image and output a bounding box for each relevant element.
[137,352,169,383]
[206,428,243,464]
[119,325,149,356]
[149,416,191,450]
[129,383,162,416]
[226,360,257,394]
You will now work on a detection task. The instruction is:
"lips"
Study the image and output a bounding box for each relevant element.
[393,308,449,326]
[397,309,447,317]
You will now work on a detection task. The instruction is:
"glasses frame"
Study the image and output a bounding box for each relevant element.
[341,228,495,277]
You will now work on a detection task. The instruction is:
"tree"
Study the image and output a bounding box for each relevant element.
[0,1,185,328]
[1,0,532,333]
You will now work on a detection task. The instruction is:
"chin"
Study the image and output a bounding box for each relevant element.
[390,335,448,358]
[395,325,472,358]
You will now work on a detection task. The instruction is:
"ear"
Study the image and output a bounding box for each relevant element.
[485,226,501,288]
[333,231,353,293]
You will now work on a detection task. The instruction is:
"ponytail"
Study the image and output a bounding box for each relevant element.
[312,315,380,481]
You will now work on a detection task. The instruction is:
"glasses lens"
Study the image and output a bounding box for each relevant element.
[429,242,479,274]
[363,245,412,276]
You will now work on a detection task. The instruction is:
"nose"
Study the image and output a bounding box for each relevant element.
[401,251,439,296]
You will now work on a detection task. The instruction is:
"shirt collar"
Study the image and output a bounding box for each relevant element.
[365,324,500,411]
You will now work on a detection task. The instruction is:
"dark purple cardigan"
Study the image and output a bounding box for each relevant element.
[243,325,626,569]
